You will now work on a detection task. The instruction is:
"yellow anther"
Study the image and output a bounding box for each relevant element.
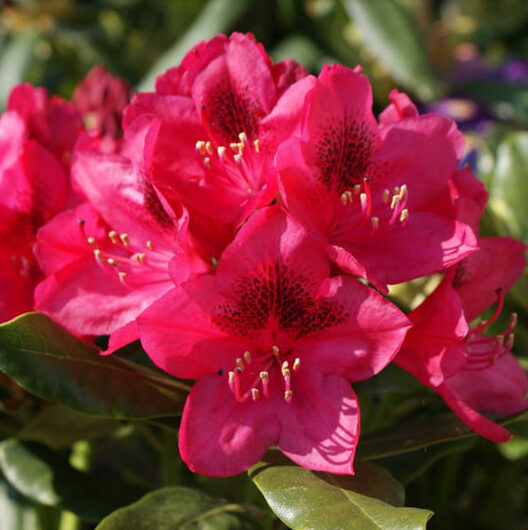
[244,351,251,364]
[399,184,407,199]
[399,209,409,223]
[195,140,206,155]
[284,390,293,401]
[204,157,211,170]
[229,142,241,153]
[382,189,390,204]
[233,153,242,164]
[360,193,367,209]
[205,141,213,155]
[146,240,154,250]
[341,190,353,205]
[235,358,244,371]
[281,360,289,372]
[228,371,235,383]
[134,253,146,264]
[293,358,301,371]
[120,233,130,247]
[260,371,269,381]
[107,258,117,266]
[217,146,226,160]
[87,237,97,247]
[94,249,102,262]
[108,230,119,244]
[118,271,127,283]
[238,132,248,145]
[272,345,280,357]
[252,388,260,401]
[253,139,260,153]
[282,368,291,379]
[371,217,379,230]
[390,195,400,210]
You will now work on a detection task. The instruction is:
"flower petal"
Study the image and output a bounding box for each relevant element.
[276,372,360,474]
[179,373,280,476]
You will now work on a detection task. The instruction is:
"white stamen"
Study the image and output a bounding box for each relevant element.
[108,230,119,244]
[293,358,301,371]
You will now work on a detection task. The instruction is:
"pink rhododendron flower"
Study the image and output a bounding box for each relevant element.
[395,237,528,442]
[35,116,210,352]
[124,32,313,225]
[137,206,411,476]
[73,65,131,154]
[0,85,81,322]
[276,66,479,289]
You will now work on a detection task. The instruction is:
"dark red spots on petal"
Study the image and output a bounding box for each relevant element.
[202,80,262,143]
[212,264,347,339]
[140,177,174,231]
[315,116,375,192]
[452,260,469,289]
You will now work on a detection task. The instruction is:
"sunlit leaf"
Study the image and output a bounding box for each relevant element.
[487,132,528,241]
[342,0,438,100]
[137,0,251,91]
[0,33,36,110]
[249,453,432,530]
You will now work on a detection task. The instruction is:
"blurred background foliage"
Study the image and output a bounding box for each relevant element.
[1,0,528,529]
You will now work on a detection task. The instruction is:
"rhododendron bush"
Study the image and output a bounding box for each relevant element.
[0,29,526,530]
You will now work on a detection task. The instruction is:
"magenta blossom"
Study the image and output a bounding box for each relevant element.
[35,116,210,352]
[276,66,479,290]
[395,237,527,442]
[137,206,411,476]
[73,65,131,154]
[124,32,313,225]
[0,85,81,322]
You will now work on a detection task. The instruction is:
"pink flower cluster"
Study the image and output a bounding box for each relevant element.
[1,33,526,477]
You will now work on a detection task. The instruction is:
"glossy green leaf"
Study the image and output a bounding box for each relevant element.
[137,0,251,91]
[342,0,438,101]
[488,132,528,241]
[249,453,432,530]
[19,404,118,450]
[96,486,257,529]
[0,439,146,523]
[0,313,190,419]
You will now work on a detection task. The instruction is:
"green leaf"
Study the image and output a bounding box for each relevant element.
[19,404,118,450]
[249,453,432,530]
[96,486,257,529]
[378,438,477,486]
[0,439,146,523]
[137,0,251,91]
[341,0,439,101]
[357,413,475,460]
[488,132,528,241]
[0,313,190,419]
[0,33,36,110]
[0,473,45,530]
